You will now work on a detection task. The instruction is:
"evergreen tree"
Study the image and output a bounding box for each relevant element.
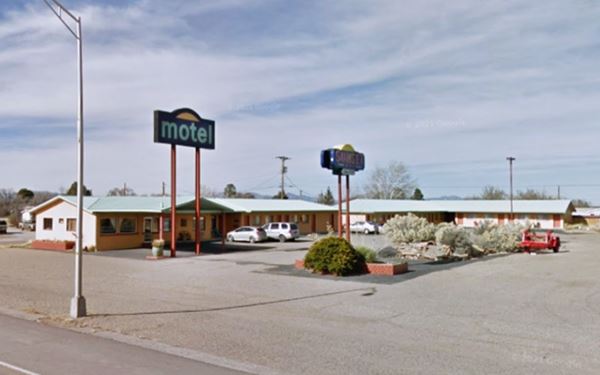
[410,188,424,200]
[66,182,92,196]
[317,187,335,205]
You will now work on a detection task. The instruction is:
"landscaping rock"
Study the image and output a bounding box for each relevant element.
[376,246,399,258]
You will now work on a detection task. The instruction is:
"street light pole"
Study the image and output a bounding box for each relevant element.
[42,0,86,318]
[507,157,516,222]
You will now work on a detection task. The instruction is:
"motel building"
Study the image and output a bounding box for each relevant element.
[572,208,600,227]
[347,199,575,230]
[29,196,338,251]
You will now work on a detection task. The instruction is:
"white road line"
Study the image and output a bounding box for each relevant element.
[0,360,41,375]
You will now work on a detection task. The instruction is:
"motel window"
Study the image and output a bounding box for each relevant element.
[181,218,188,227]
[302,214,309,224]
[253,215,261,226]
[58,218,64,224]
[100,218,117,234]
[119,218,137,234]
[164,218,171,232]
[485,213,495,220]
[66,218,76,232]
[266,215,272,223]
[291,214,298,223]
[43,218,53,230]
[143,217,159,233]
[192,216,206,231]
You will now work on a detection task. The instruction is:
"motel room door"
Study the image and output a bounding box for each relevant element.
[143,217,154,242]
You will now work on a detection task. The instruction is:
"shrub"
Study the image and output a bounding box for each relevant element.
[304,237,365,276]
[355,246,377,263]
[434,224,473,256]
[473,223,522,253]
[383,213,436,244]
[473,220,496,235]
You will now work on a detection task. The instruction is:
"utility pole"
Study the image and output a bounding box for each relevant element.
[507,157,516,221]
[162,181,166,196]
[43,0,86,318]
[276,156,290,199]
[557,185,561,199]
[123,182,127,196]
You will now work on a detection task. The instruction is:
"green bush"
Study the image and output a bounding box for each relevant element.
[383,213,436,244]
[304,237,365,276]
[355,246,377,263]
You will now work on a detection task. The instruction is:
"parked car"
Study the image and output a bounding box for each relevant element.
[226,226,267,243]
[262,222,300,242]
[349,221,379,234]
[0,220,7,234]
[18,221,35,231]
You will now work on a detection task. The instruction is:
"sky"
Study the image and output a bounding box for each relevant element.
[1,0,599,203]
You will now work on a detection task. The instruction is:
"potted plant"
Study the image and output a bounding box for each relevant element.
[151,239,164,257]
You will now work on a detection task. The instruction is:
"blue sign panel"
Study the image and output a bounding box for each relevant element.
[321,147,365,175]
[154,108,215,149]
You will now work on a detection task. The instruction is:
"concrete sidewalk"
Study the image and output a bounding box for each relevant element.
[1,233,600,374]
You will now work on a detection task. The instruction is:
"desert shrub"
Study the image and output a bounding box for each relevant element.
[473,223,522,253]
[383,213,436,244]
[434,223,473,256]
[304,237,365,276]
[355,246,377,263]
[473,220,496,235]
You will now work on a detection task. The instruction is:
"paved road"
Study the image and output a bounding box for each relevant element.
[0,314,247,375]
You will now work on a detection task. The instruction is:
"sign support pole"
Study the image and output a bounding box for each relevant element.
[346,175,351,242]
[195,147,202,255]
[170,144,177,257]
[337,174,342,238]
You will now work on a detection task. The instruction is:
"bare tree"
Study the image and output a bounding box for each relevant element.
[363,161,415,199]
[467,186,507,200]
[107,186,137,196]
[515,189,553,200]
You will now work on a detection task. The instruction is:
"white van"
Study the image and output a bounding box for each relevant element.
[262,222,300,242]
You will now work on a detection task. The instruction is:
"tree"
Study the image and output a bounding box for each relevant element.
[237,192,256,199]
[410,188,424,200]
[475,186,507,200]
[107,185,136,196]
[201,185,218,197]
[17,188,34,201]
[571,199,591,208]
[363,161,415,199]
[66,182,92,196]
[515,189,553,200]
[223,184,237,198]
[317,187,335,205]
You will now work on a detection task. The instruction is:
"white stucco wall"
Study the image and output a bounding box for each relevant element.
[458,213,561,229]
[35,201,96,248]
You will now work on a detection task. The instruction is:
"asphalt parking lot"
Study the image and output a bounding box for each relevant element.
[1,232,599,374]
[0,227,34,246]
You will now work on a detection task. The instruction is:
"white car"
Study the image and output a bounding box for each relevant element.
[262,222,300,242]
[226,226,267,243]
[349,221,379,234]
